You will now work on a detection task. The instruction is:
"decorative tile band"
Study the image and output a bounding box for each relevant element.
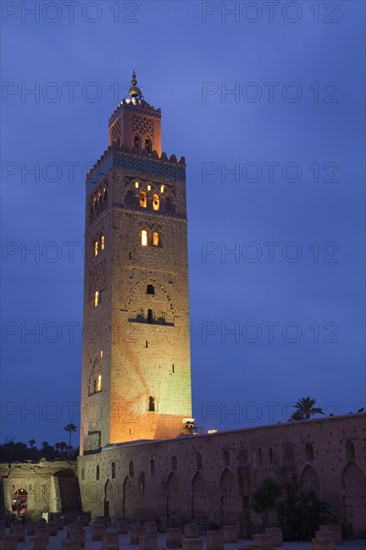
[86,151,186,195]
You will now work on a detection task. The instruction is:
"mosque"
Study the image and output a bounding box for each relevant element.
[1,74,365,538]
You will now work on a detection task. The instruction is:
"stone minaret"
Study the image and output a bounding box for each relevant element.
[80,73,192,453]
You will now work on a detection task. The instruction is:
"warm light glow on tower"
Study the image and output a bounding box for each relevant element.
[80,72,191,453]
[141,230,148,246]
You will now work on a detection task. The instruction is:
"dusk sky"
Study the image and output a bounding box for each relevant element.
[1,1,365,446]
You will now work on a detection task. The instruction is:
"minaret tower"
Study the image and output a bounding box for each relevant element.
[80,73,192,453]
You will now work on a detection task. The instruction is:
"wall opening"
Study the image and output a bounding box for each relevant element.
[305,443,314,461]
[11,489,27,517]
[345,440,356,461]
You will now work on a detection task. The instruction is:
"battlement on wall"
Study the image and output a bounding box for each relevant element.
[86,144,186,194]
[109,98,162,126]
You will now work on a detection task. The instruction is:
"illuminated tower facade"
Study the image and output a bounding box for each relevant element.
[80,73,192,453]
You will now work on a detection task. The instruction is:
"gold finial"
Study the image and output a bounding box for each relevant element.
[129,70,141,98]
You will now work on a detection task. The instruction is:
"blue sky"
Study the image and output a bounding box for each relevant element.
[1,1,365,445]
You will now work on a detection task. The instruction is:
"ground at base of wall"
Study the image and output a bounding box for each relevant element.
[2,526,365,550]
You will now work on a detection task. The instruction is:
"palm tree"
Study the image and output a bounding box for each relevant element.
[41,441,49,449]
[291,397,324,421]
[28,439,36,448]
[64,423,77,447]
[58,442,67,455]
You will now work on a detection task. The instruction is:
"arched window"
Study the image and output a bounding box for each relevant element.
[111,462,116,479]
[96,465,100,481]
[81,468,85,481]
[141,230,148,247]
[255,448,262,465]
[152,231,159,247]
[147,284,155,295]
[345,440,356,461]
[305,443,314,461]
[149,458,155,476]
[100,234,105,251]
[196,452,203,470]
[97,374,102,392]
[94,240,99,256]
[165,197,172,212]
[223,450,230,466]
[102,187,108,208]
[134,135,140,148]
[147,309,153,324]
[140,191,147,208]
[129,461,134,476]
[93,291,100,308]
[135,181,139,189]
[149,396,156,412]
[172,456,177,471]
[268,447,273,464]
[126,189,134,205]
[145,138,152,151]
[12,489,28,516]
[153,194,160,211]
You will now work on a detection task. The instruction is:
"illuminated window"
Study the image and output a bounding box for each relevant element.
[100,350,103,358]
[160,185,165,193]
[149,396,156,412]
[140,191,147,208]
[153,194,160,211]
[100,234,105,250]
[135,181,139,189]
[94,240,99,256]
[147,184,151,191]
[97,374,102,392]
[152,232,159,247]
[141,230,148,247]
[93,291,99,308]
[147,284,155,295]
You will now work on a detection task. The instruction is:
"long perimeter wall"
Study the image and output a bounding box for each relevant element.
[77,413,366,536]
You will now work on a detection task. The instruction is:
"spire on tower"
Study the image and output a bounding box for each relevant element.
[129,70,142,99]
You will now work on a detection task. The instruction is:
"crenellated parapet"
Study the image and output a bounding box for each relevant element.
[86,144,186,194]
[109,98,161,126]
